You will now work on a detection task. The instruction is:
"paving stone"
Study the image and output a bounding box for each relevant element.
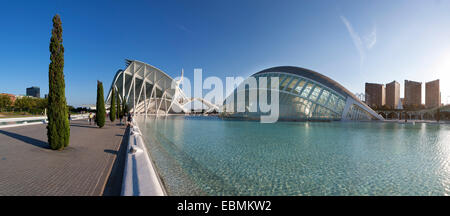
[0,120,127,196]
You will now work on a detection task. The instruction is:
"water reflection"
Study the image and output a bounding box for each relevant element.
[138,116,450,195]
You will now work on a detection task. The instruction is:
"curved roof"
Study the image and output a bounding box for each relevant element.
[254,66,361,102]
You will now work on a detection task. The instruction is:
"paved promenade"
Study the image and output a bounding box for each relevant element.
[0,119,127,196]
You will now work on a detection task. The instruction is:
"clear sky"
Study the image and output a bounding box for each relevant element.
[1,0,450,106]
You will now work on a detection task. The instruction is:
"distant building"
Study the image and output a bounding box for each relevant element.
[404,80,421,107]
[365,83,385,108]
[26,86,40,98]
[0,93,16,104]
[425,79,440,108]
[81,104,96,110]
[386,81,400,109]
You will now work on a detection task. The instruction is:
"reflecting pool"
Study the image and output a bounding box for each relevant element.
[137,116,450,195]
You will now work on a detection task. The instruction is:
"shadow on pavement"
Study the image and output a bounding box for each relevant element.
[102,126,130,196]
[104,149,118,155]
[70,123,98,129]
[0,130,50,149]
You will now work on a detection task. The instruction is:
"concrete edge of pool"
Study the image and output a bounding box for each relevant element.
[121,120,166,196]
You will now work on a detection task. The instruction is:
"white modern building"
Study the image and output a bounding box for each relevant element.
[223,66,384,121]
[106,60,218,115]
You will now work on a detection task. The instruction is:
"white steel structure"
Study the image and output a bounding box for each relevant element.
[106,60,218,115]
[223,66,384,121]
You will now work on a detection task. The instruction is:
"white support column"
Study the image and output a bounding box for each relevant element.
[144,66,148,116]
[136,77,145,111]
[157,92,166,114]
[341,98,354,120]
[123,71,126,104]
[154,89,158,116]
[144,74,153,113]
[166,88,178,116]
[149,87,155,114]
[149,86,155,113]
[154,71,158,115]
[133,68,136,115]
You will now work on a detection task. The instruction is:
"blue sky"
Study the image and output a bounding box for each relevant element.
[1,0,450,106]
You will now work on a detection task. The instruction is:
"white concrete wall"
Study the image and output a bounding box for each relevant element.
[121,120,166,196]
[0,114,90,129]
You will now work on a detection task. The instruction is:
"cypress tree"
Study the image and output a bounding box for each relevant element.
[96,81,106,128]
[47,14,70,150]
[117,91,121,119]
[120,96,126,122]
[122,96,127,117]
[110,88,116,122]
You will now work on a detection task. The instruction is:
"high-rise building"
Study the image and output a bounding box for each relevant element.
[365,83,385,108]
[404,80,421,107]
[26,86,40,98]
[425,79,440,108]
[386,81,400,109]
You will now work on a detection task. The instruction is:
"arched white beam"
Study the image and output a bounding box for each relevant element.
[106,60,216,116]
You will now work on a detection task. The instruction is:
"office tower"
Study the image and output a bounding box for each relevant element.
[386,81,400,109]
[26,86,40,98]
[404,80,421,107]
[425,79,440,108]
[365,83,385,108]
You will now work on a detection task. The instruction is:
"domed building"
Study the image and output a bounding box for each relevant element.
[223,66,384,121]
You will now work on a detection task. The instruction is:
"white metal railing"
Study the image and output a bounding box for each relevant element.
[0,116,47,123]
[0,116,47,129]
[0,114,90,129]
[122,119,166,196]
[70,113,90,120]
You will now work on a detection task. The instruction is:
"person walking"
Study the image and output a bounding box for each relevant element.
[127,113,133,126]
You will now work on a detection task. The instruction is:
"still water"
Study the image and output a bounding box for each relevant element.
[137,116,450,195]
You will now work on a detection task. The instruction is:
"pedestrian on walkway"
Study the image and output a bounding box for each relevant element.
[127,113,132,126]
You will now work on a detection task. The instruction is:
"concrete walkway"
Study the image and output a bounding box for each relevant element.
[0,119,127,196]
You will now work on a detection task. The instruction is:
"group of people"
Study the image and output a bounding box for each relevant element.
[86,112,133,126]
[88,112,96,125]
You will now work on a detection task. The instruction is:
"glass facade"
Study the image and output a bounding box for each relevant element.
[223,67,382,121]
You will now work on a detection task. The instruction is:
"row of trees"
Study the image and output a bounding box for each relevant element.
[0,95,89,115]
[370,104,427,111]
[107,86,127,123]
[0,95,47,114]
[0,95,12,111]
[95,81,129,128]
